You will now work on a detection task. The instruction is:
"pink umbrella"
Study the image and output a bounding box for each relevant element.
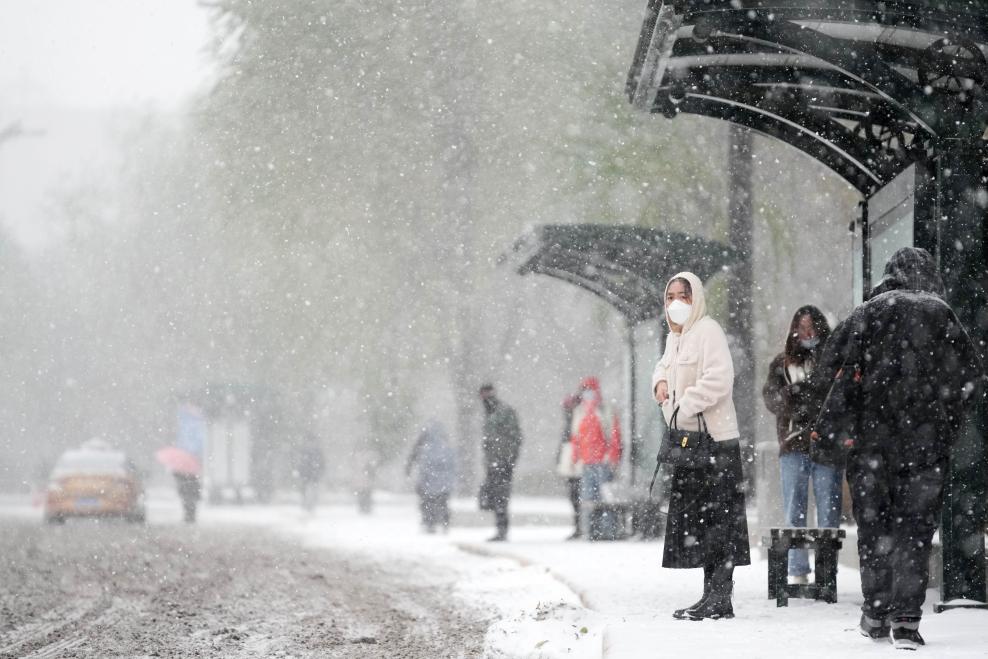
[155,446,201,476]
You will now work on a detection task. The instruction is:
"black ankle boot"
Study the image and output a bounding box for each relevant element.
[672,592,709,620]
[688,574,734,621]
[673,569,713,620]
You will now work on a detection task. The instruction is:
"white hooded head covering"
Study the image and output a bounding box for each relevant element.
[663,271,706,333]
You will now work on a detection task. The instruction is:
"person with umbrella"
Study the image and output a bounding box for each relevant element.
[155,445,202,523]
[174,471,201,523]
[154,446,202,524]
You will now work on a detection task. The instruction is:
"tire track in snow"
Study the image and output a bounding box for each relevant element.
[0,595,121,659]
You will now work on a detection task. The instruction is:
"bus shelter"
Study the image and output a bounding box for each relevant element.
[506,223,735,484]
[626,0,988,608]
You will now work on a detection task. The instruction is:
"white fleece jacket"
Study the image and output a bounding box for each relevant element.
[651,271,740,441]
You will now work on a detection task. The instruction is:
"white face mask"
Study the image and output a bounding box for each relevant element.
[799,336,820,350]
[667,299,692,326]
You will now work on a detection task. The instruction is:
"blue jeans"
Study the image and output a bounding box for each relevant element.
[780,451,843,576]
[579,463,612,537]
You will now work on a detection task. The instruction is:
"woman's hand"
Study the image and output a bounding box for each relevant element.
[654,380,669,404]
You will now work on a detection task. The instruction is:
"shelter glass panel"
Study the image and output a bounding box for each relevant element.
[868,165,916,291]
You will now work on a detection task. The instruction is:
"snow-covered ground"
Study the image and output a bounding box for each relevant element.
[194,493,988,658]
[4,491,986,657]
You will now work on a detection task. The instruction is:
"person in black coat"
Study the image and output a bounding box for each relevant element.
[812,247,983,648]
[478,383,523,541]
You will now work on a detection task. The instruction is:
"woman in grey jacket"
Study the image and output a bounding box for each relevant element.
[652,272,750,620]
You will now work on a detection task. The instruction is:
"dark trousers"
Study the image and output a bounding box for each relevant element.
[495,510,509,536]
[847,450,946,620]
[568,478,581,529]
[485,468,513,537]
[419,494,450,530]
[175,474,201,523]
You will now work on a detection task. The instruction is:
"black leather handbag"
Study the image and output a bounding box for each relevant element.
[657,407,714,470]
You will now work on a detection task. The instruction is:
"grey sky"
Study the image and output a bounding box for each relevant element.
[0,0,212,247]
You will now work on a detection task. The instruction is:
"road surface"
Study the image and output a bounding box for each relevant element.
[0,517,486,658]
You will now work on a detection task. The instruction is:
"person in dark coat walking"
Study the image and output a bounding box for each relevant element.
[651,272,750,620]
[295,433,325,512]
[406,419,456,533]
[478,383,523,542]
[174,473,201,523]
[812,247,983,649]
[763,305,842,584]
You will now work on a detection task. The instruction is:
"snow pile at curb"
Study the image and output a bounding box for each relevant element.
[483,601,602,659]
[451,556,602,659]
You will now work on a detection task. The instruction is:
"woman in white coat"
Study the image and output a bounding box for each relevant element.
[652,272,750,620]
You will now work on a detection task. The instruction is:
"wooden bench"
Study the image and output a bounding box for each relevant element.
[765,527,846,606]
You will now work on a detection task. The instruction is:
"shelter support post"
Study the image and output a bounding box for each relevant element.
[727,124,756,488]
[928,142,988,610]
[626,321,638,486]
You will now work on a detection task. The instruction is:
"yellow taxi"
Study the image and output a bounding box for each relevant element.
[44,440,146,524]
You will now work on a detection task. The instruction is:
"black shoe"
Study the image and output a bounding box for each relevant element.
[890,624,924,650]
[686,595,733,620]
[672,594,708,620]
[486,533,507,542]
[684,570,731,620]
[859,614,890,640]
[686,585,734,621]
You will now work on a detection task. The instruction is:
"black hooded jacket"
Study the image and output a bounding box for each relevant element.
[812,247,984,467]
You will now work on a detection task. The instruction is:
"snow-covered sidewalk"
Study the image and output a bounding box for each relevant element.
[5,491,985,657]
[199,493,987,658]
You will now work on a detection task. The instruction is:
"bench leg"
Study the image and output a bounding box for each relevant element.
[768,544,790,606]
[814,542,840,603]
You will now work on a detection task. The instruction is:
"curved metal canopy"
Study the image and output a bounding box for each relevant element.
[627,1,988,195]
[506,224,735,325]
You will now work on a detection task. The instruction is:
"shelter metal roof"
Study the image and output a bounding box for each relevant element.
[505,224,735,325]
[626,0,988,195]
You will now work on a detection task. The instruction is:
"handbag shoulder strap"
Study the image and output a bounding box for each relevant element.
[696,411,709,435]
[648,459,662,497]
[670,406,709,434]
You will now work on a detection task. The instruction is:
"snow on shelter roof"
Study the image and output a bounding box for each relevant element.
[504,224,734,325]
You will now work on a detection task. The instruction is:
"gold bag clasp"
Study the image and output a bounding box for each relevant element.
[681,436,688,448]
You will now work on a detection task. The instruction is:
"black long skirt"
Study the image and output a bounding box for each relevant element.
[662,438,751,569]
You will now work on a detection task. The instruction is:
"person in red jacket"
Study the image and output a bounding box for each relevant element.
[571,376,621,539]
